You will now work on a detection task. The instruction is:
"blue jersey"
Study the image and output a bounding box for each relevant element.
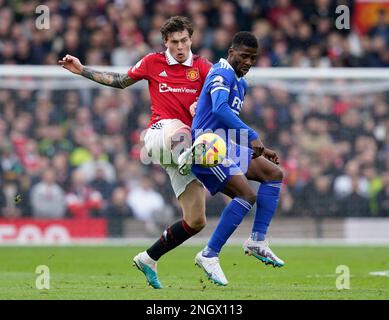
[191,58,258,195]
[192,58,258,145]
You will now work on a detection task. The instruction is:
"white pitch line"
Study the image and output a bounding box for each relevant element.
[369,271,389,277]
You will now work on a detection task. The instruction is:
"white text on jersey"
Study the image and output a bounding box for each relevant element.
[159,83,198,94]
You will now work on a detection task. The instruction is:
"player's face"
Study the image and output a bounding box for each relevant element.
[228,45,258,77]
[164,30,192,63]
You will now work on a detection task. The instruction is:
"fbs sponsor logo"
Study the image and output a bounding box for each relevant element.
[159,83,197,94]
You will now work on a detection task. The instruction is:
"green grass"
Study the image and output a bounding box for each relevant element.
[0,245,388,300]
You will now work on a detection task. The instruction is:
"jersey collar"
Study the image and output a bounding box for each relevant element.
[219,58,243,81]
[165,49,193,66]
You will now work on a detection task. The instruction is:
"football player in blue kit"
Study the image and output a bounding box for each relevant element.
[181,31,285,286]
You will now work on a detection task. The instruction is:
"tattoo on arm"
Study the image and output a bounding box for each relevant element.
[81,67,136,89]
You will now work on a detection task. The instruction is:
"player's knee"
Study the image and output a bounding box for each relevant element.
[240,191,256,206]
[184,206,206,231]
[181,198,206,231]
[272,166,284,181]
[186,215,206,231]
[263,166,284,182]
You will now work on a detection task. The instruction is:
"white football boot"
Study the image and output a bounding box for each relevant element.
[243,238,285,268]
[177,142,206,176]
[194,251,228,286]
[133,251,163,289]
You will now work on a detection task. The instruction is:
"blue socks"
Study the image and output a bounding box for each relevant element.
[202,198,253,257]
[251,181,282,241]
[202,181,281,257]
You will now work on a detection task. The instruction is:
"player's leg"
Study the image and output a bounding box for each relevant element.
[202,175,256,257]
[143,119,193,169]
[162,119,194,175]
[135,174,205,289]
[150,119,206,257]
[244,156,285,267]
[178,179,206,230]
[133,120,206,289]
[146,178,205,260]
[194,171,256,286]
[148,120,206,254]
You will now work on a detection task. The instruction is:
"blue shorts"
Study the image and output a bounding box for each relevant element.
[192,143,253,195]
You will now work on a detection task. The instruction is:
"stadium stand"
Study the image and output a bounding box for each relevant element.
[0,0,388,240]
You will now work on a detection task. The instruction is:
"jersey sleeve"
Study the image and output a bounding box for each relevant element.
[127,53,152,81]
[199,58,212,81]
[206,67,233,95]
[209,68,259,143]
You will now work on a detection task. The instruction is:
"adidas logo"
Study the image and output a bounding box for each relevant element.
[159,70,168,77]
[233,85,238,90]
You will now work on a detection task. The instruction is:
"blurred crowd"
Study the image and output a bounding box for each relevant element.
[0,86,178,235]
[1,0,389,67]
[1,0,389,231]
[1,83,388,223]
[241,85,389,217]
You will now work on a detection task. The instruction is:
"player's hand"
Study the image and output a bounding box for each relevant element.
[250,139,265,159]
[58,54,83,75]
[263,148,280,165]
[189,100,198,117]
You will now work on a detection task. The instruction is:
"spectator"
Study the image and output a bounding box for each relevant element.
[51,152,71,191]
[363,165,383,216]
[38,123,73,159]
[368,9,389,45]
[339,177,371,216]
[103,186,134,237]
[333,160,369,199]
[301,175,338,216]
[1,178,22,218]
[79,142,116,183]
[299,115,334,160]
[66,170,103,218]
[377,171,389,216]
[30,168,66,218]
[90,167,115,202]
[126,177,173,235]
[104,187,134,218]
[0,184,6,215]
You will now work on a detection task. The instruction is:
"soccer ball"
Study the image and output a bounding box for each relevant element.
[193,133,227,167]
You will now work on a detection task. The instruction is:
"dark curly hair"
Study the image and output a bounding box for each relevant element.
[231,31,258,49]
[160,16,194,42]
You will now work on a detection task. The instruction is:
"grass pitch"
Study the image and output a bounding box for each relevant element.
[0,245,388,300]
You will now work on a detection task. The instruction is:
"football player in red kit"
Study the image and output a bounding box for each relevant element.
[59,16,212,289]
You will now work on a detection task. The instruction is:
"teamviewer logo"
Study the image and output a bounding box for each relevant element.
[159,83,169,93]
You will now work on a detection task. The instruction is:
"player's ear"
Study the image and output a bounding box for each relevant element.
[163,35,169,48]
[228,47,234,57]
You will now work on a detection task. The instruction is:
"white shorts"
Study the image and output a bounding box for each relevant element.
[144,119,197,198]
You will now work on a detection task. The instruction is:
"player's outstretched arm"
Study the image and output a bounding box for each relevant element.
[58,54,136,89]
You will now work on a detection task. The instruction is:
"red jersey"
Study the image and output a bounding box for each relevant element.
[127,51,212,127]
